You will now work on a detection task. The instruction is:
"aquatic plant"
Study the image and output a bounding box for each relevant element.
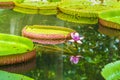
[0,70,34,80]
[69,32,84,44]
[58,0,120,23]
[35,31,84,64]
[57,12,98,24]
[99,9,120,29]
[22,25,75,44]
[70,55,82,64]
[13,0,59,15]
[101,60,120,80]
[0,33,36,65]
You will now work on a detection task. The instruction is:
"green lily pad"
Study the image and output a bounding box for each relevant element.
[13,1,59,15]
[0,33,34,56]
[0,70,34,80]
[22,25,75,44]
[99,9,120,29]
[101,60,120,80]
[58,0,120,18]
[0,33,35,65]
[57,11,98,24]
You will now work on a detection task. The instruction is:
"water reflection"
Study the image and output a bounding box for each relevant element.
[0,9,120,80]
[25,45,64,80]
[0,58,36,74]
[98,24,120,40]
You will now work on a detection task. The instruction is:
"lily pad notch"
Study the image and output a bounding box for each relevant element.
[22,25,76,44]
[0,33,36,65]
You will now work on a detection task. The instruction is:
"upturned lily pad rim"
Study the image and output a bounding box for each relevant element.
[14,1,59,9]
[22,25,75,44]
[23,25,75,36]
[58,1,120,18]
[99,9,120,29]
[0,33,34,56]
[57,12,98,24]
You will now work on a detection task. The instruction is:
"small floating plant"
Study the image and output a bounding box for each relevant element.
[22,25,75,44]
[0,33,36,65]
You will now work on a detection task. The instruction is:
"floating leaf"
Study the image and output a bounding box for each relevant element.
[99,9,120,29]
[0,33,35,65]
[101,60,120,80]
[0,70,34,80]
[22,25,75,44]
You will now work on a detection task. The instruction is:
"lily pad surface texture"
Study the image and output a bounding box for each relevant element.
[0,33,35,65]
[13,0,59,15]
[22,25,75,44]
[0,70,34,80]
[99,9,120,29]
[101,60,120,80]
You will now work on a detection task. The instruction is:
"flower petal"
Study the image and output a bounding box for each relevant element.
[69,39,75,42]
[77,40,82,44]
[70,56,80,64]
[71,32,79,38]
[74,32,79,37]
[80,36,84,40]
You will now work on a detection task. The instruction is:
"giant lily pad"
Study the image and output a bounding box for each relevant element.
[57,11,98,24]
[0,33,36,65]
[0,70,34,80]
[101,60,120,80]
[58,1,120,18]
[22,25,75,44]
[13,0,59,15]
[99,9,120,29]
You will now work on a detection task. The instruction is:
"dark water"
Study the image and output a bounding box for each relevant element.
[0,9,120,80]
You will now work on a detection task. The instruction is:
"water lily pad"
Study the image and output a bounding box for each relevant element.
[101,60,120,80]
[57,11,98,24]
[99,9,120,29]
[22,25,75,44]
[58,1,120,18]
[13,1,59,15]
[0,33,36,65]
[0,70,34,80]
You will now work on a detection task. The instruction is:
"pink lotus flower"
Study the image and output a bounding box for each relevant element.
[70,55,81,64]
[69,32,84,44]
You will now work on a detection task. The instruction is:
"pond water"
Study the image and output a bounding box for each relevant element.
[0,9,120,80]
